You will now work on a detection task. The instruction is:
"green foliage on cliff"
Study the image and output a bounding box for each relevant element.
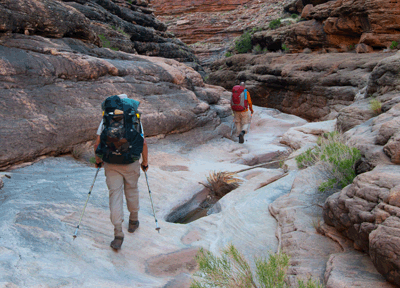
[190,244,323,288]
[235,31,253,54]
[296,131,361,192]
[390,41,399,49]
[269,18,281,30]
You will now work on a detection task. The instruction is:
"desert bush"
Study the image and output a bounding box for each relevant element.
[201,171,242,199]
[269,18,281,30]
[295,131,361,192]
[235,31,252,53]
[291,14,299,19]
[191,244,323,288]
[369,97,382,114]
[225,51,232,57]
[390,41,399,49]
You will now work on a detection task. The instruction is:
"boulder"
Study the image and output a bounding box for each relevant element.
[280,120,336,150]
[356,43,374,53]
[323,165,400,286]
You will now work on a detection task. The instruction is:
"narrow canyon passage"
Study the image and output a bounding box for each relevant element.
[0,106,306,287]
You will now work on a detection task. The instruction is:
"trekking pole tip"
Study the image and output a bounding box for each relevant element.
[156,227,161,233]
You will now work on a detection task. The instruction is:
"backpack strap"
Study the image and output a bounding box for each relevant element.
[244,89,247,100]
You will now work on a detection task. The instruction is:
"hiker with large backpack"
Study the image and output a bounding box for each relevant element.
[231,82,254,143]
[94,94,149,250]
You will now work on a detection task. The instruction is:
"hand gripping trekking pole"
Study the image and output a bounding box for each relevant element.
[73,167,101,240]
[144,171,160,233]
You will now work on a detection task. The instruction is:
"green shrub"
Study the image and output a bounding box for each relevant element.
[191,244,323,288]
[99,34,111,48]
[390,41,398,49]
[282,43,289,52]
[269,18,281,30]
[369,97,382,114]
[348,44,355,51]
[263,47,269,53]
[235,31,253,54]
[291,14,299,19]
[225,51,232,57]
[296,131,361,192]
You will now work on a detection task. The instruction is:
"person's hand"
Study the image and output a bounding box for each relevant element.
[95,161,103,168]
[141,162,149,172]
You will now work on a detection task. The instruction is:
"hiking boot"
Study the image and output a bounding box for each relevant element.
[110,236,124,250]
[238,130,245,144]
[128,220,139,233]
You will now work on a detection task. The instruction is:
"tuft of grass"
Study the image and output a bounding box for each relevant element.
[369,97,382,114]
[225,51,232,57]
[291,14,299,19]
[269,18,281,30]
[390,41,398,49]
[295,131,361,192]
[201,171,243,199]
[191,244,323,288]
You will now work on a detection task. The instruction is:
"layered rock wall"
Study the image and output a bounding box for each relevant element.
[253,0,400,53]
[0,0,232,170]
[207,52,392,121]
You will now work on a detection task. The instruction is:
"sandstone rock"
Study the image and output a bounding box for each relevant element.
[0,0,200,65]
[260,0,400,53]
[0,34,227,169]
[356,43,374,53]
[301,4,314,19]
[336,98,376,132]
[383,131,400,164]
[323,165,400,286]
[208,52,391,121]
[0,0,97,43]
[280,120,336,150]
[270,164,394,287]
[367,53,400,96]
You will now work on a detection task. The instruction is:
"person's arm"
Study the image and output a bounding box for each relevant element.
[248,91,254,114]
[141,138,149,172]
[94,135,103,168]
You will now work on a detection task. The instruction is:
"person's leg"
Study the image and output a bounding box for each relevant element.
[104,163,125,239]
[233,111,242,136]
[241,111,251,133]
[122,161,141,232]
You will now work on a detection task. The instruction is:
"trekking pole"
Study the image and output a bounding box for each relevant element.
[144,171,161,233]
[73,167,101,240]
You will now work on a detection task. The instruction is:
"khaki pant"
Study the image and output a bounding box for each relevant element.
[104,161,140,238]
[233,110,251,136]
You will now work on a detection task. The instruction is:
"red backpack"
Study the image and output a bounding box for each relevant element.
[231,85,248,111]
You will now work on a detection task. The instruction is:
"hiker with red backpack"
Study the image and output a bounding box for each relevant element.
[231,82,254,143]
[94,94,149,250]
